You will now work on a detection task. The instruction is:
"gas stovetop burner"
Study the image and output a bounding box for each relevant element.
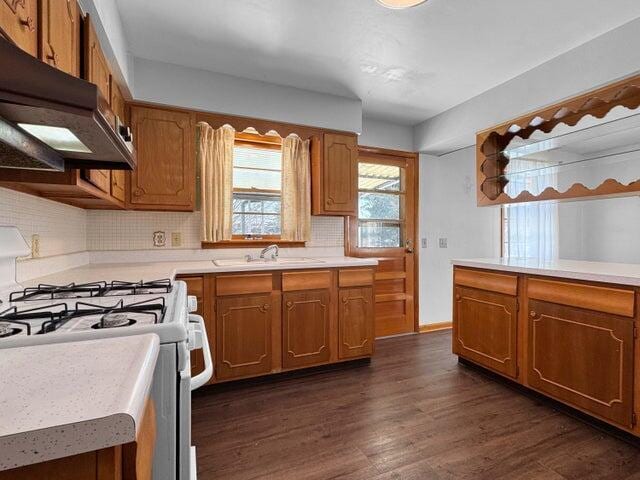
[9,279,173,302]
[0,322,20,338]
[92,313,137,329]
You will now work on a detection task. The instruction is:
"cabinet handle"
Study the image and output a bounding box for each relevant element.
[262,304,270,310]
[133,188,143,197]
[46,46,58,65]
[286,301,293,309]
[19,16,35,32]
[530,311,537,318]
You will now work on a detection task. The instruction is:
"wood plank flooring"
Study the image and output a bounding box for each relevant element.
[192,331,640,480]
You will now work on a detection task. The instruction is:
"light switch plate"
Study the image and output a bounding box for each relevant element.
[153,231,166,247]
[438,238,448,248]
[31,234,40,258]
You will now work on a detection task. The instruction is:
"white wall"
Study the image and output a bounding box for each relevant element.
[359,117,414,152]
[132,57,362,134]
[414,17,640,154]
[418,149,501,325]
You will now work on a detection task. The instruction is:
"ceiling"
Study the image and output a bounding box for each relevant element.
[115,0,640,126]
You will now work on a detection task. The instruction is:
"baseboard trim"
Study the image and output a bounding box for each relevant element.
[419,322,452,333]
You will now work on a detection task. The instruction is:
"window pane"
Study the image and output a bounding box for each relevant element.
[233,168,281,191]
[357,222,401,248]
[233,145,282,170]
[232,213,281,236]
[359,162,401,191]
[233,194,281,214]
[359,192,400,220]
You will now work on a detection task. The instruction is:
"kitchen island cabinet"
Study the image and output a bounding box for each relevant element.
[452,259,640,436]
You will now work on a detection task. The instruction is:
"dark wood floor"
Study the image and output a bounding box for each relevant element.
[192,331,640,480]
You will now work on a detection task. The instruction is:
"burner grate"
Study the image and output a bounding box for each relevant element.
[10,282,106,302]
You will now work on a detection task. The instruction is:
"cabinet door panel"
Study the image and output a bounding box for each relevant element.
[39,0,80,76]
[0,0,37,56]
[129,106,195,210]
[322,133,357,215]
[527,299,634,428]
[216,294,273,380]
[282,290,330,369]
[339,287,374,359]
[453,286,518,378]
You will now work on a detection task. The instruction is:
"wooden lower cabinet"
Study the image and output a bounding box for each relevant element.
[453,285,518,378]
[178,275,206,376]
[339,287,374,359]
[282,289,331,369]
[215,293,274,380]
[527,299,635,428]
[452,266,640,435]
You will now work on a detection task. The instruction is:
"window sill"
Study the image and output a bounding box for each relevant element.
[201,240,306,249]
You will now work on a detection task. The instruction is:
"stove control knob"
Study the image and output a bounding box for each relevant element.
[187,295,198,313]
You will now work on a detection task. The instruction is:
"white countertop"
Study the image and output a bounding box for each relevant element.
[452,258,640,286]
[0,334,159,470]
[21,256,378,287]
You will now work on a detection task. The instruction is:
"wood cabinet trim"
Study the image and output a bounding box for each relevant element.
[216,274,273,296]
[527,278,635,317]
[454,267,518,296]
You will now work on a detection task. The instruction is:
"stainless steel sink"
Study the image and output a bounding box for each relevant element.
[213,257,323,267]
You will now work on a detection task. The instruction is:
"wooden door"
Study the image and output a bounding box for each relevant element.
[453,286,518,378]
[0,0,37,56]
[346,148,418,337]
[39,0,80,77]
[338,287,374,359]
[216,294,273,380]
[527,299,635,428]
[282,290,331,369]
[313,133,357,215]
[129,106,195,211]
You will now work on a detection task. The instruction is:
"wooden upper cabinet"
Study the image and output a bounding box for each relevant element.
[312,133,358,216]
[215,294,274,380]
[338,287,374,359]
[109,84,127,202]
[128,106,195,211]
[527,299,635,428]
[0,0,38,56]
[39,0,80,77]
[83,14,110,102]
[453,285,518,379]
[282,289,331,369]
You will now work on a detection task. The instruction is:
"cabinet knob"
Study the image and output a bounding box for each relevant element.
[19,16,35,32]
[530,311,537,318]
[455,294,461,301]
[341,297,348,304]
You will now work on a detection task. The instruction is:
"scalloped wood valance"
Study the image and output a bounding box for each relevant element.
[476,73,640,206]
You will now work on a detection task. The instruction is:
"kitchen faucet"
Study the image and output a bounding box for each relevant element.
[260,244,279,261]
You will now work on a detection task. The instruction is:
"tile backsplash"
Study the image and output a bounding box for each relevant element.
[0,187,87,257]
[1,187,344,257]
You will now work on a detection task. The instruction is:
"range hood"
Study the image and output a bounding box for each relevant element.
[0,38,135,172]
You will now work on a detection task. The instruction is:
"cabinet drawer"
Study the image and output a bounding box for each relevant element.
[454,268,517,296]
[179,275,204,300]
[216,274,272,296]
[527,278,634,317]
[282,270,331,292]
[339,269,374,288]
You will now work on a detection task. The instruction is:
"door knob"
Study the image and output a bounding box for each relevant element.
[405,239,414,254]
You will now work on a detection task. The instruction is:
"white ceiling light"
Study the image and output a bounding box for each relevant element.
[376,0,428,9]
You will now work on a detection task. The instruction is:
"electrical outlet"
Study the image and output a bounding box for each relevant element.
[421,238,427,248]
[171,232,182,247]
[31,234,40,258]
[153,231,166,247]
[438,238,448,249]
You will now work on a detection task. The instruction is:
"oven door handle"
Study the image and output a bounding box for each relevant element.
[189,314,213,390]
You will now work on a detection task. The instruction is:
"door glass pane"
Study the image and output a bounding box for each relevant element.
[357,222,401,248]
[233,168,281,190]
[232,213,281,235]
[359,162,401,191]
[233,145,282,170]
[359,192,400,220]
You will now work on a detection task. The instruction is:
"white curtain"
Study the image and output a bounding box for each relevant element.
[198,122,236,242]
[281,134,311,241]
[503,158,559,261]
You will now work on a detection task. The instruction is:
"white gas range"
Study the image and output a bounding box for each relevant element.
[0,227,212,480]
